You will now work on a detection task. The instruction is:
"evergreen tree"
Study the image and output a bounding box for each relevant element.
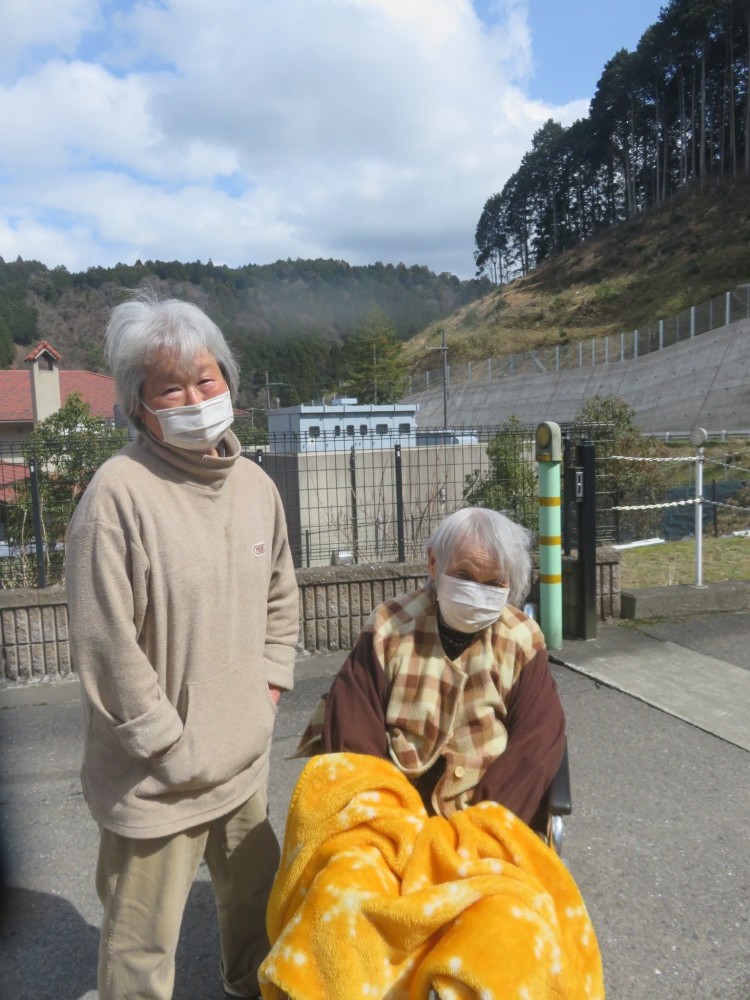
[341,312,409,404]
[3,395,127,587]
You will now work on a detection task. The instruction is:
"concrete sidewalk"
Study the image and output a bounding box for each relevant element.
[1,608,749,999]
[551,615,750,752]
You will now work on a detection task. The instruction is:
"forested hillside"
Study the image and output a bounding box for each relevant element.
[4,1,749,410]
[0,257,489,409]
[475,0,750,283]
[408,173,750,369]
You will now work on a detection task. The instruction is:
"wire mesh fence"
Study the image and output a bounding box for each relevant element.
[2,422,746,589]
[1,422,617,586]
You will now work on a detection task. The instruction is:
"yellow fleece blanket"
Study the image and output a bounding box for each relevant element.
[260,753,604,999]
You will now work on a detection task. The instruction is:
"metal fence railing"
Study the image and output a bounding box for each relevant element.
[1,423,617,586]
[3,423,746,588]
[407,283,750,393]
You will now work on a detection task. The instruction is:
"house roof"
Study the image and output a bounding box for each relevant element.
[24,341,62,363]
[0,460,29,504]
[0,368,117,423]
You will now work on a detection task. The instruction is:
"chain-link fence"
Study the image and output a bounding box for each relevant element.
[1,422,619,586]
[5,422,746,587]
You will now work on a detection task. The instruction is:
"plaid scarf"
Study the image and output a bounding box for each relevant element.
[373,588,546,815]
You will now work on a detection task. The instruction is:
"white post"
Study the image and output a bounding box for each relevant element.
[691,427,707,588]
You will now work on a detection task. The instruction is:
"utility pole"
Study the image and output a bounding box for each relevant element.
[264,371,285,410]
[426,328,449,429]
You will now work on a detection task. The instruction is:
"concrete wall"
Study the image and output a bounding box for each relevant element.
[0,552,620,685]
[263,442,487,568]
[405,320,750,434]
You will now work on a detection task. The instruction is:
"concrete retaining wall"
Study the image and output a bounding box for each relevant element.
[405,320,750,434]
[0,552,620,685]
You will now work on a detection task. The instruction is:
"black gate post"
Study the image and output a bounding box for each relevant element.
[394,444,405,562]
[577,439,597,639]
[562,434,573,556]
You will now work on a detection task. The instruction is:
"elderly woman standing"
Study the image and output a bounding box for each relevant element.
[299,506,564,827]
[65,291,299,1000]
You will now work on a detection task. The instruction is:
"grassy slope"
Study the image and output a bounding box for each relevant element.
[403,177,750,586]
[404,176,750,370]
[619,536,749,589]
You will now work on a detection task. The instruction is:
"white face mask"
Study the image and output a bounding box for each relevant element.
[437,575,509,633]
[143,390,234,451]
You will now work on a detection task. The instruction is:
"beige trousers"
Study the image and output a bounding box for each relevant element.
[95,787,280,1000]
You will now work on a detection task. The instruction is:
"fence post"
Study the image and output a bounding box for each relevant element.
[725,291,731,326]
[394,444,405,562]
[562,434,573,556]
[535,422,563,650]
[28,458,47,589]
[576,440,597,639]
[691,428,707,588]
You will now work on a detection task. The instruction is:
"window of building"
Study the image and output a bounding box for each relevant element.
[375,423,388,435]
[334,425,341,436]
[346,425,355,436]
[308,425,320,438]
[360,424,369,436]
[398,423,411,435]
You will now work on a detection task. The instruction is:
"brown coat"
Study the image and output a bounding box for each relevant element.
[300,588,564,825]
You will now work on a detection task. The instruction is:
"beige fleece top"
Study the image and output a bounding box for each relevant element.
[65,429,299,838]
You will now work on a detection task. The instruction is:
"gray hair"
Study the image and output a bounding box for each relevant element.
[104,289,240,427]
[426,507,533,608]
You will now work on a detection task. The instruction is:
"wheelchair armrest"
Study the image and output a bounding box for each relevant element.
[547,740,572,816]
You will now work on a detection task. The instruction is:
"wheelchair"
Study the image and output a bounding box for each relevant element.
[522,603,572,856]
[537,738,572,855]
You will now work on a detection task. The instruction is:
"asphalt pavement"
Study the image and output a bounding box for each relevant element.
[0,609,748,999]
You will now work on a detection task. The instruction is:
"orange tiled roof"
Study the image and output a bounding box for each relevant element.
[23,341,63,363]
[0,460,29,503]
[0,369,117,422]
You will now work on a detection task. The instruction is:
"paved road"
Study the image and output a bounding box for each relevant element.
[1,618,748,999]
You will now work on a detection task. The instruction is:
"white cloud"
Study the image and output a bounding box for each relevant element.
[0,0,583,278]
[0,0,99,77]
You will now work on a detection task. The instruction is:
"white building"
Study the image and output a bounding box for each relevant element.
[266,398,419,452]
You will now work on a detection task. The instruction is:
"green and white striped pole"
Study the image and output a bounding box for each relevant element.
[535,422,563,650]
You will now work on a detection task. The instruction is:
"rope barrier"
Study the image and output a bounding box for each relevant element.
[610,453,750,476]
[704,457,750,477]
[612,498,698,512]
[610,454,696,463]
[612,498,750,514]
[706,499,750,514]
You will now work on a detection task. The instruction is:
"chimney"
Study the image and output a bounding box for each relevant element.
[25,341,62,424]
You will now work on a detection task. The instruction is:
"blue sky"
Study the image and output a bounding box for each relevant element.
[0,0,665,280]
[477,0,664,105]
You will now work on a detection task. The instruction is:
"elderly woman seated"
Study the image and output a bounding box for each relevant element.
[259,509,603,999]
[297,506,566,829]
